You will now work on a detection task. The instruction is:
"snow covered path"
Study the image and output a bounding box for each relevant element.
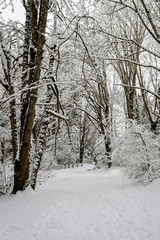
[0,164,160,240]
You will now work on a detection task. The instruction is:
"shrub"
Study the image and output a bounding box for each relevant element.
[112,120,160,183]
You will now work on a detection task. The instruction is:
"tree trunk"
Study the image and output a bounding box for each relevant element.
[13,0,49,193]
[31,2,58,189]
[97,82,112,168]
[30,85,54,190]
[79,114,86,165]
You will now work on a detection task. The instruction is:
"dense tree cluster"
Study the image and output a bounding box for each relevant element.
[0,0,159,194]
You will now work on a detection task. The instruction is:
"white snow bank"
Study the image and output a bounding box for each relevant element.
[0,164,160,240]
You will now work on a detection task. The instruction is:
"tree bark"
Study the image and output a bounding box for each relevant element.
[30,85,54,190]
[13,0,49,193]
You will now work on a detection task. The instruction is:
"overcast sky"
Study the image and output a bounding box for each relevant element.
[0,0,25,23]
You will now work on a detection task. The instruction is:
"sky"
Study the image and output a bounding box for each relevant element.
[0,0,25,23]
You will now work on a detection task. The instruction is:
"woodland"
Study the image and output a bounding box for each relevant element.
[0,0,160,194]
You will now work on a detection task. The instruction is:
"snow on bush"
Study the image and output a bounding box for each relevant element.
[0,126,13,194]
[111,120,160,183]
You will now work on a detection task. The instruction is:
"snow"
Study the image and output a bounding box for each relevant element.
[46,110,69,120]
[0,164,160,240]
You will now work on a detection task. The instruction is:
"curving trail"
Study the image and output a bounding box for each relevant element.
[0,164,160,240]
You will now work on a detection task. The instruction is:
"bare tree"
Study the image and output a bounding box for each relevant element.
[96,0,160,132]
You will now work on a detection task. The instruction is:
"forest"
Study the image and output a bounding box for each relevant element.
[0,0,160,194]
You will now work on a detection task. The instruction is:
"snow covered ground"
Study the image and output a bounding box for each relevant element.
[0,164,160,240]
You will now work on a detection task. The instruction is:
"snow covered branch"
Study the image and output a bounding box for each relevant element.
[115,84,160,99]
[100,57,160,72]
[46,110,69,120]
